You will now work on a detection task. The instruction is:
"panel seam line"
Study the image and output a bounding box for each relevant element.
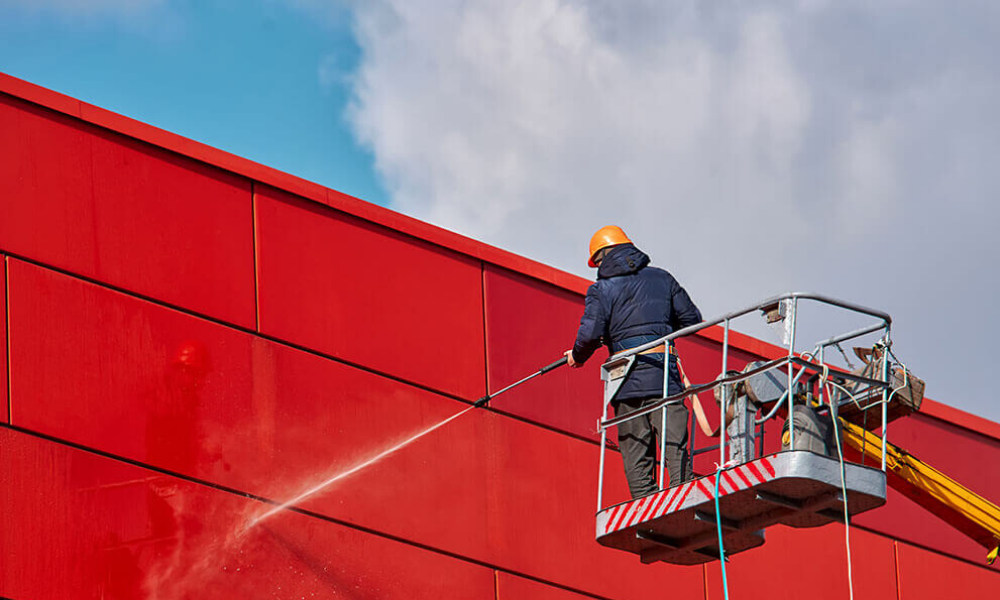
[4,256,11,423]
[251,181,261,332]
[481,262,490,399]
[894,540,902,600]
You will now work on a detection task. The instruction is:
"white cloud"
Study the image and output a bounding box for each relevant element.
[346,1,820,292]
[343,1,1000,421]
[834,113,899,236]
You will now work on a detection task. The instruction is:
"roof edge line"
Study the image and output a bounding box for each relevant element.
[0,71,591,296]
[3,71,995,441]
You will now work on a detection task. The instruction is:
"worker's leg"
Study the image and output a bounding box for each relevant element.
[615,397,659,498]
[664,402,690,487]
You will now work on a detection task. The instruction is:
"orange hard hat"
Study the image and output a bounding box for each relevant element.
[588,225,632,267]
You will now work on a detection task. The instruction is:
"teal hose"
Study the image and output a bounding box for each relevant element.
[714,467,730,600]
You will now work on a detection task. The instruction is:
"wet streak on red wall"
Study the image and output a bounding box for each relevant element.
[0,428,496,600]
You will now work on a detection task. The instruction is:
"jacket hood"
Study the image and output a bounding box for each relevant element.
[597,244,650,279]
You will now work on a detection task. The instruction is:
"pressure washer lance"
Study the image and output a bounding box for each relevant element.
[472,356,568,408]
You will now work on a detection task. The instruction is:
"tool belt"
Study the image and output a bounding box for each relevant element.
[637,344,676,356]
[613,336,677,359]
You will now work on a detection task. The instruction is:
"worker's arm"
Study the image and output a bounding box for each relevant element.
[669,278,702,330]
[568,284,607,368]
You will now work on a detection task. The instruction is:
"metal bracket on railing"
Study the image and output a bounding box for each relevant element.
[601,354,637,406]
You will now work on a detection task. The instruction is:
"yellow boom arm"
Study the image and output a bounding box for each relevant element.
[839,419,1000,564]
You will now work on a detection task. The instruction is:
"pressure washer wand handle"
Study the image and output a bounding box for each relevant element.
[472,356,569,408]
[539,356,569,374]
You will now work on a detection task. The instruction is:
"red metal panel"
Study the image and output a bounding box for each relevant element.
[255,185,485,399]
[0,94,255,328]
[0,428,495,600]
[483,265,603,440]
[854,413,1000,570]
[896,541,1000,599]
[496,572,597,600]
[1,255,6,423]
[488,416,706,600]
[705,525,897,600]
[9,257,254,475]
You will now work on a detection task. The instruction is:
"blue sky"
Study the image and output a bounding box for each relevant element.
[0,0,387,206]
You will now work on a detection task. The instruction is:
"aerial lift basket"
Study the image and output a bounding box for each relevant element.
[594,293,895,565]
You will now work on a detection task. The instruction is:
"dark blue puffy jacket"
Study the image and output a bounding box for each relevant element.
[572,244,702,401]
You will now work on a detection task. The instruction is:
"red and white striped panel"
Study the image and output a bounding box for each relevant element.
[597,456,776,536]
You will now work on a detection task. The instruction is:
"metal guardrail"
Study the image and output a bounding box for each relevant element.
[596,292,894,513]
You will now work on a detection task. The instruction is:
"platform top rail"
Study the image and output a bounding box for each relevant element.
[607,292,891,362]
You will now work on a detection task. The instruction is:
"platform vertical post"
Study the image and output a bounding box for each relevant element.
[787,299,798,451]
[598,382,608,511]
[660,342,670,490]
[880,334,890,471]
[720,319,729,466]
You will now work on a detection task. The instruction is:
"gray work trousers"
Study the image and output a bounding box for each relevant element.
[615,398,690,499]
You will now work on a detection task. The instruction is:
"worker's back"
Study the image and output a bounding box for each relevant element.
[573,243,701,401]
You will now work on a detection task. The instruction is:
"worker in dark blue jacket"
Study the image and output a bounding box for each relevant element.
[566,226,702,498]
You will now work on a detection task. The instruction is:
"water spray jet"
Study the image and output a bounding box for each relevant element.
[244,356,568,531]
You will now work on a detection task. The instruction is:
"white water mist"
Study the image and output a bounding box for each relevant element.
[246,404,477,530]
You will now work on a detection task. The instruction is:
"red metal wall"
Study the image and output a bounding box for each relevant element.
[1,72,999,599]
